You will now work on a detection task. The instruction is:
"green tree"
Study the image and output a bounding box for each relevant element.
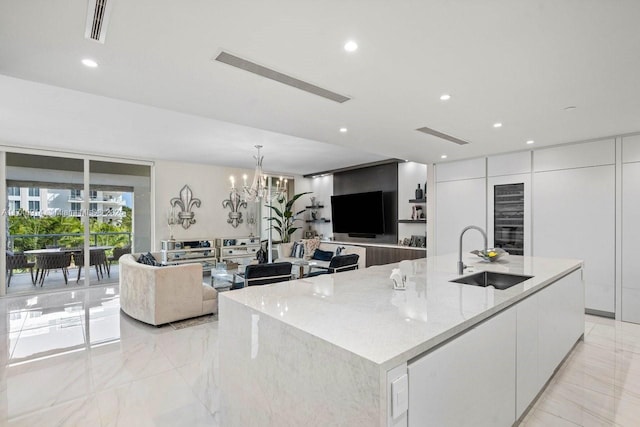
[8,208,132,252]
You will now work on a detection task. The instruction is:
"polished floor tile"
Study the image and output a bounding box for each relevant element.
[2,287,640,426]
[0,285,217,426]
[521,315,640,426]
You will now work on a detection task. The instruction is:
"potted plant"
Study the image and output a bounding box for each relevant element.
[265,192,311,243]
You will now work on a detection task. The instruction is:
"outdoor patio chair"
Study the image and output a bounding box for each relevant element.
[6,251,35,286]
[107,245,131,275]
[34,252,72,286]
[73,249,109,283]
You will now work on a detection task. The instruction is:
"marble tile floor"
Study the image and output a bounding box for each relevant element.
[520,314,640,426]
[1,285,640,426]
[0,285,220,426]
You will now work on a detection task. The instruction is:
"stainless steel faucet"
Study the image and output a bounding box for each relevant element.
[458,225,488,275]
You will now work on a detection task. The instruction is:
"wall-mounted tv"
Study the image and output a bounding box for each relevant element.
[331,191,385,236]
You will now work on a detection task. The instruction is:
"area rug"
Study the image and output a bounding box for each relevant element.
[169,314,217,330]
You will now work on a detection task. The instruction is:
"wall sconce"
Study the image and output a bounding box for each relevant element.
[222,190,247,228]
[170,185,201,229]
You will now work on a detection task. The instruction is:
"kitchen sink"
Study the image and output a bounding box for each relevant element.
[450,271,533,290]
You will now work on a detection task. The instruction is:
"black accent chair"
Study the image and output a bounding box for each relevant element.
[6,251,35,286]
[235,262,293,289]
[34,252,72,286]
[307,254,360,277]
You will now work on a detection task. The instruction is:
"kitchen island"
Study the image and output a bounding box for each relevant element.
[218,253,584,426]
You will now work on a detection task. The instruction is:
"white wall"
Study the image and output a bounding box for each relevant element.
[154,160,259,248]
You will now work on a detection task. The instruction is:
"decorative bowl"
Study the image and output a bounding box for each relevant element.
[470,248,508,262]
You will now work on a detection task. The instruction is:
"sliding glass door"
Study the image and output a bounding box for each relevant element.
[3,151,151,295]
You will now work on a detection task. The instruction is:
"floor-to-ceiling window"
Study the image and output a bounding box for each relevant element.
[2,150,152,296]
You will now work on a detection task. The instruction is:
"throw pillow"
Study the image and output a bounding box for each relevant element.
[302,238,321,260]
[137,252,161,266]
[291,241,305,258]
[311,249,333,261]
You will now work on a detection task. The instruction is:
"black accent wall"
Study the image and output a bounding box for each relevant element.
[333,162,398,244]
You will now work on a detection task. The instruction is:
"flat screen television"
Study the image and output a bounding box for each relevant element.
[331,191,385,236]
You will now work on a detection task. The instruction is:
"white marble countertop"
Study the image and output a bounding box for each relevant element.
[221,253,582,369]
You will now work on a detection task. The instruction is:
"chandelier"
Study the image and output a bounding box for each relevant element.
[230,145,287,203]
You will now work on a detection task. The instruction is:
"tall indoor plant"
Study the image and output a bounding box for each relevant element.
[266,192,311,243]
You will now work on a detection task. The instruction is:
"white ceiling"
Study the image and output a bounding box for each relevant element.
[1,0,640,174]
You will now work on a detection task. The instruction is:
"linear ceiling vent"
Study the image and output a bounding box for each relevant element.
[214,51,350,103]
[416,126,470,145]
[84,0,114,43]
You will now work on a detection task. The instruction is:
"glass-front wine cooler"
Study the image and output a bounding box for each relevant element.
[494,183,524,255]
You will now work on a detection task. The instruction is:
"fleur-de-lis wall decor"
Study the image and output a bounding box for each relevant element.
[222,190,247,228]
[170,185,201,229]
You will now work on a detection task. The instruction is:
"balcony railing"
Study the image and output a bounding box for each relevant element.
[8,232,132,253]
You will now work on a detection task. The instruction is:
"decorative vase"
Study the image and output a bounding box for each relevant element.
[415,184,424,200]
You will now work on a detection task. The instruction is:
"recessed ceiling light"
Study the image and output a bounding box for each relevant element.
[81,58,98,68]
[344,40,358,52]
[493,122,503,128]
[441,154,448,159]
[440,94,451,101]
[564,106,577,111]
[526,140,535,145]
[339,127,348,133]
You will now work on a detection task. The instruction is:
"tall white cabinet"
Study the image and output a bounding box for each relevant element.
[435,158,486,255]
[622,135,640,323]
[532,140,616,314]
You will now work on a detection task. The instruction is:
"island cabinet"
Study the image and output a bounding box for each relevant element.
[408,307,516,426]
[516,268,583,418]
[218,255,584,427]
[406,268,584,426]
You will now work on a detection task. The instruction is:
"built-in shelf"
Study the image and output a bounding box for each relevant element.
[306,219,330,223]
[305,205,325,209]
[409,198,426,203]
[398,219,426,224]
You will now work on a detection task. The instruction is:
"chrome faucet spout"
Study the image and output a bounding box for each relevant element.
[458,225,488,275]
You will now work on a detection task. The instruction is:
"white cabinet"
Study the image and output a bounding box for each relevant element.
[538,269,585,382]
[435,178,486,255]
[516,269,584,418]
[622,160,640,323]
[435,158,485,182]
[488,152,531,177]
[533,139,614,172]
[515,293,539,418]
[532,166,615,313]
[408,308,516,427]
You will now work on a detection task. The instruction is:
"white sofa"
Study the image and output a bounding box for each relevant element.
[119,253,218,326]
[276,241,367,276]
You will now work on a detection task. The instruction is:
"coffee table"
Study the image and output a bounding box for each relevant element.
[291,259,317,279]
[211,269,244,290]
